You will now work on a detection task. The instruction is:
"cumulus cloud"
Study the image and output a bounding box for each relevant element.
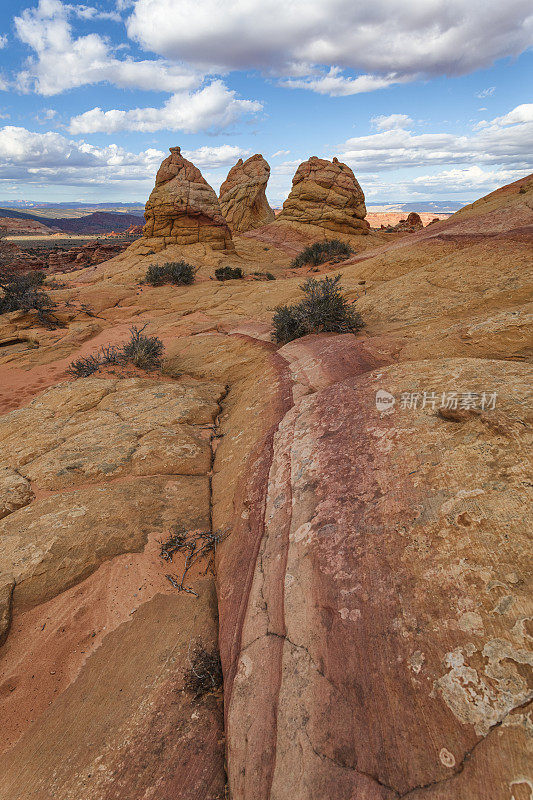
[127,0,533,95]
[181,144,250,168]
[14,0,199,95]
[337,104,533,173]
[0,34,8,49]
[281,68,399,96]
[371,114,414,131]
[0,125,164,186]
[71,5,122,22]
[68,81,262,134]
[411,165,524,194]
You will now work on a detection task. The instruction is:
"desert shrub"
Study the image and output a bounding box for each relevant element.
[67,345,120,378]
[0,269,58,327]
[67,325,164,377]
[214,266,244,281]
[519,186,527,194]
[291,239,353,268]
[184,643,223,698]
[160,526,229,596]
[121,325,164,369]
[144,261,197,286]
[272,274,363,344]
[251,271,276,281]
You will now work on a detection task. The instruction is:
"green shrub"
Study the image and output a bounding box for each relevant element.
[214,266,244,281]
[144,261,197,286]
[0,269,58,327]
[121,325,164,369]
[67,325,164,377]
[272,274,363,344]
[251,271,276,281]
[67,345,120,378]
[291,239,353,268]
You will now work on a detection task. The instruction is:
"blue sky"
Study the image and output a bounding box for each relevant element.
[0,0,531,205]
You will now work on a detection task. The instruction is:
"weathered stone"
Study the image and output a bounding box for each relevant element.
[219,154,275,233]
[143,146,234,251]
[0,577,13,646]
[0,466,32,519]
[0,588,226,800]
[220,352,533,799]
[277,156,368,235]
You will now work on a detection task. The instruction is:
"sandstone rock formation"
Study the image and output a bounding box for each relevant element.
[277,156,368,235]
[143,146,234,251]
[219,154,275,233]
[393,211,424,231]
[0,172,531,800]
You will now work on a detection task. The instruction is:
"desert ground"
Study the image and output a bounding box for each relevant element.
[0,151,531,800]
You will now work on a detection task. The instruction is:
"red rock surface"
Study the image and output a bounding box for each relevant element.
[0,172,531,800]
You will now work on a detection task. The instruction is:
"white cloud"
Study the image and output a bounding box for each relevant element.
[281,68,399,96]
[272,159,301,175]
[71,5,122,22]
[127,0,533,95]
[14,0,199,95]
[371,113,413,131]
[272,150,290,158]
[411,165,524,194]
[476,86,495,98]
[0,34,8,49]
[0,125,164,186]
[337,104,533,173]
[68,80,262,133]
[182,144,250,168]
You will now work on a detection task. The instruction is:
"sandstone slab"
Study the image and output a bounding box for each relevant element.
[219,353,533,799]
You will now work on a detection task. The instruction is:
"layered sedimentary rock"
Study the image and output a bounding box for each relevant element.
[218,343,532,800]
[0,173,531,800]
[277,156,368,235]
[0,376,227,799]
[143,146,234,251]
[394,211,424,231]
[219,155,275,233]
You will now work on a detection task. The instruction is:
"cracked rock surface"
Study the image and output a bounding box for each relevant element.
[0,172,531,799]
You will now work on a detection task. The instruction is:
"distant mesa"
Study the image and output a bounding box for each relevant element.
[219,154,275,234]
[143,146,234,252]
[277,156,368,235]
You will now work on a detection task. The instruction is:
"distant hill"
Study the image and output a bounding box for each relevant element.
[0,201,145,212]
[0,208,144,234]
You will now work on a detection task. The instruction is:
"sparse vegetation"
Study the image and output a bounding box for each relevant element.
[184,643,223,698]
[272,274,363,344]
[0,269,60,328]
[67,325,164,377]
[214,266,244,280]
[251,271,276,281]
[519,186,527,194]
[67,345,121,378]
[121,325,164,369]
[160,525,229,597]
[291,239,354,268]
[144,261,198,286]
